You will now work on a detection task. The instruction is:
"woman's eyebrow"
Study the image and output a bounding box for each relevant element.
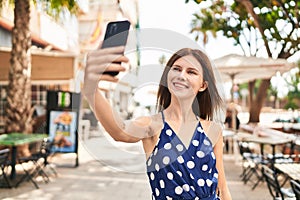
[172,64,181,67]
[172,64,200,72]
[188,67,199,71]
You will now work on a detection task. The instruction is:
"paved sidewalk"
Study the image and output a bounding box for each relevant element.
[0,132,272,200]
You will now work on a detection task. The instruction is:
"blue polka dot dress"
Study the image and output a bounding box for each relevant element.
[146,112,219,200]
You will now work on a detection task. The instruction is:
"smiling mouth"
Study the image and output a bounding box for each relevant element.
[173,82,188,89]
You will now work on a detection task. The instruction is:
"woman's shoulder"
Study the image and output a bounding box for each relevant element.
[130,113,163,135]
[134,114,163,145]
[199,119,222,147]
[133,113,162,126]
[199,119,222,130]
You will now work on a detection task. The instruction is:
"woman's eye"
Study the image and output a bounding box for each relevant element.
[188,70,197,75]
[172,67,180,71]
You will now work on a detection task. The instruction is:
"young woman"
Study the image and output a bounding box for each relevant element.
[84,47,232,200]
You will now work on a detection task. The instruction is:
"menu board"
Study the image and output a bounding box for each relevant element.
[48,110,77,153]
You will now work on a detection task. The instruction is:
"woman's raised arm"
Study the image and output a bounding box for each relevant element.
[83,46,150,143]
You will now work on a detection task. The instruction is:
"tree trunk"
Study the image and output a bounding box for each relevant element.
[5,0,33,156]
[248,79,271,122]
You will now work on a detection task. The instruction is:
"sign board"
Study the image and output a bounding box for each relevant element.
[46,90,81,166]
[48,110,77,153]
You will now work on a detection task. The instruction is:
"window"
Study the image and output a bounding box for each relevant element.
[0,83,64,133]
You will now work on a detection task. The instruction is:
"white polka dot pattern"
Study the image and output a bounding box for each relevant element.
[192,140,199,146]
[150,172,155,180]
[187,161,195,169]
[166,129,173,136]
[176,144,184,152]
[163,156,170,165]
[177,171,182,177]
[160,180,165,188]
[155,163,160,171]
[211,152,216,159]
[202,164,208,171]
[197,127,204,133]
[196,151,205,158]
[214,173,218,179]
[182,184,190,192]
[206,179,213,187]
[203,139,210,146]
[177,156,184,164]
[175,186,183,195]
[155,188,160,196]
[146,119,219,199]
[190,173,194,180]
[164,143,172,150]
[167,172,173,180]
[197,179,205,186]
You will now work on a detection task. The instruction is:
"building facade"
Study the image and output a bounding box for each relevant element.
[0,0,139,133]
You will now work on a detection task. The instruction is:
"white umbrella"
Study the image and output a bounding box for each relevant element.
[213,54,296,84]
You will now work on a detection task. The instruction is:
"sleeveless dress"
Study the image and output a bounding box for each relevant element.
[146,112,219,200]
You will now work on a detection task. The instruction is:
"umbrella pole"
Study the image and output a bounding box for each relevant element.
[230,74,236,102]
[229,74,237,132]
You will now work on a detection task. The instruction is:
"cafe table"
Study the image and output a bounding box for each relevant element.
[223,129,235,153]
[0,133,47,179]
[241,135,293,168]
[274,163,300,181]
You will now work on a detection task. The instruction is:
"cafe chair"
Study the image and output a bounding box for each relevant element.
[262,165,296,200]
[15,138,55,189]
[0,148,12,188]
[266,151,294,165]
[238,141,263,189]
[40,138,58,177]
[290,180,300,200]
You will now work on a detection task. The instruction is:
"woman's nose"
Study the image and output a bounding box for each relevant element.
[178,70,187,80]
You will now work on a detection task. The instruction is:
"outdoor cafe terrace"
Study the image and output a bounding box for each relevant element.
[0,109,300,199]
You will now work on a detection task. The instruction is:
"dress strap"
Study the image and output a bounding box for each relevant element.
[161,111,165,123]
[196,115,203,128]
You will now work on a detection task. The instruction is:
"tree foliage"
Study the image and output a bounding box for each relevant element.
[284,61,300,109]
[186,0,300,122]
[186,0,300,59]
[36,0,79,19]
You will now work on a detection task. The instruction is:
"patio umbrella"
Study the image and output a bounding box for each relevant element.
[212,54,296,130]
[213,54,296,84]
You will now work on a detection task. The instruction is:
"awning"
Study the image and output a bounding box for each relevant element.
[0,18,63,51]
[0,47,77,82]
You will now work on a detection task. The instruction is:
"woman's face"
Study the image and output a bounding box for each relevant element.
[167,55,207,100]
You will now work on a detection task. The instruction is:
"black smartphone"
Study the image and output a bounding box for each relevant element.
[101,20,130,76]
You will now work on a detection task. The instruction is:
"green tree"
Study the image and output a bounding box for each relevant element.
[185,0,300,122]
[284,60,300,110]
[0,0,78,155]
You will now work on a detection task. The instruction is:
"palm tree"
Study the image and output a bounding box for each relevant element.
[4,0,32,134]
[0,0,78,155]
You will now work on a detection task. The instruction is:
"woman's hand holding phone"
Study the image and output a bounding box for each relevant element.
[100,20,130,76]
[86,47,128,81]
[83,20,130,110]
[83,46,129,110]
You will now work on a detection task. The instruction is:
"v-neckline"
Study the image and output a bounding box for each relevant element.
[164,121,200,150]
